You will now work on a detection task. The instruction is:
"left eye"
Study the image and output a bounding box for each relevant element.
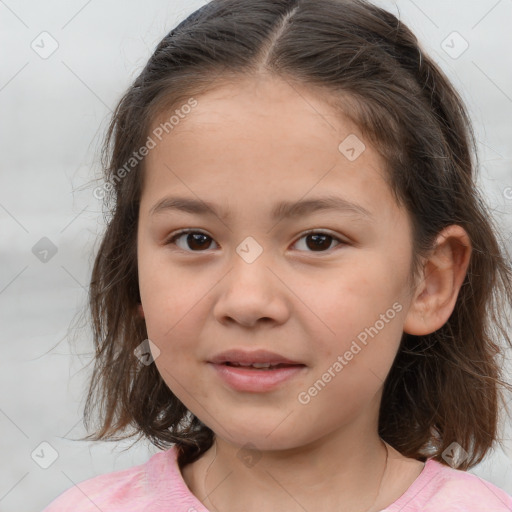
[166,230,218,252]
[294,230,344,252]
[165,229,345,253]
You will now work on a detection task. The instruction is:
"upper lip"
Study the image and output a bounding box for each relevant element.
[208,349,304,366]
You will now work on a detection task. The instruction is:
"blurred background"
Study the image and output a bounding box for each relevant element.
[1,0,511,510]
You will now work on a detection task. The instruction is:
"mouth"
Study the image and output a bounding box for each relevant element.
[209,348,305,368]
[221,361,304,370]
[208,349,307,392]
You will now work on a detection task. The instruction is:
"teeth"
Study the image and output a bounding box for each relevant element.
[251,362,272,368]
[227,362,275,368]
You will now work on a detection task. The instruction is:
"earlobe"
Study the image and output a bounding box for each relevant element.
[138,303,145,319]
[403,225,472,336]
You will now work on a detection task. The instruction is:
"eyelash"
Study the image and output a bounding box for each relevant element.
[164,229,348,254]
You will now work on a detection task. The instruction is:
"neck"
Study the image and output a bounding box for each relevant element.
[182,425,390,512]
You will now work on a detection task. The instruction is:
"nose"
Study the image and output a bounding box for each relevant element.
[212,249,290,328]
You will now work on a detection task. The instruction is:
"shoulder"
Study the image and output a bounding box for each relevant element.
[41,447,182,512]
[386,458,512,512]
[423,460,512,511]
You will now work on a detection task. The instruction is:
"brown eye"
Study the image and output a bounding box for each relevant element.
[306,233,335,251]
[293,231,345,253]
[165,229,346,254]
[167,230,217,251]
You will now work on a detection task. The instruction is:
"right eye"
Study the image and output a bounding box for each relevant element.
[165,229,219,252]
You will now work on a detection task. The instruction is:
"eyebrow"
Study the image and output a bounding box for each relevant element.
[150,195,373,221]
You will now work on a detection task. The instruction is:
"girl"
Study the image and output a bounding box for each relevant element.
[43,0,512,510]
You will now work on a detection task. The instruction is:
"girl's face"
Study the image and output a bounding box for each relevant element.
[137,76,418,450]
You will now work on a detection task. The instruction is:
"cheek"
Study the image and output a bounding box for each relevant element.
[141,275,204,346]
[307,257,406,372]
[137,249,215,361]
[138,243,185,341]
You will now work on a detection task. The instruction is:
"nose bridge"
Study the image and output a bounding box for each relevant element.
[228,235,274,296]
[213,236,289,326]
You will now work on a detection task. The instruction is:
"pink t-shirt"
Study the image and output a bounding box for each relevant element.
[42,445,512,511]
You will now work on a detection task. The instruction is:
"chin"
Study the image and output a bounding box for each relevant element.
[212,419,317,453]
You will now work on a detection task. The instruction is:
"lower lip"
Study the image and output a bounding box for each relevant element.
[209,363,306,392]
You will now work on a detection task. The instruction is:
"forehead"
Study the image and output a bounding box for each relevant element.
[141,76,400,223]
[149,75,357,148]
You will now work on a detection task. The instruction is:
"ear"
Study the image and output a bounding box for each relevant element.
[137,303,145,319]
[403,225,471,335]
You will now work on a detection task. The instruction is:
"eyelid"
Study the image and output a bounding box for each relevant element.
[298,228,350,243]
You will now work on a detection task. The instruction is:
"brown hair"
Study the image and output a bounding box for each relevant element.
[78,0,512,470]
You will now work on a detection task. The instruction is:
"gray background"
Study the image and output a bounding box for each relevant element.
[1,0,511,510]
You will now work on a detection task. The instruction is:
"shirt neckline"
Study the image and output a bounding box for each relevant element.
[378,457,441,511]
[161,445,441,511]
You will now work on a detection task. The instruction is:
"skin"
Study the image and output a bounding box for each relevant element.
[136,74,471,512]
